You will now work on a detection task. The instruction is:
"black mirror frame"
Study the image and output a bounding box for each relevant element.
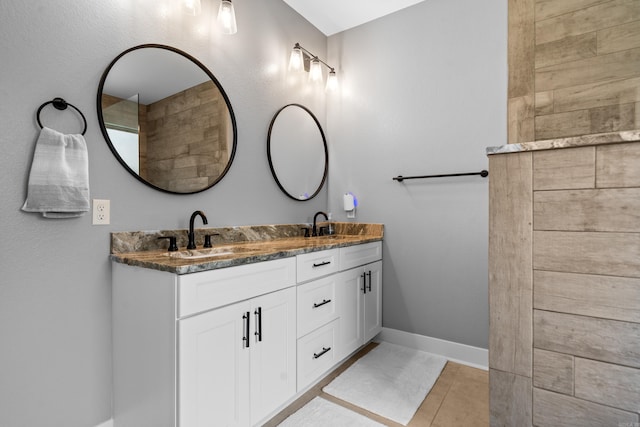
[267,103,328,202]
[96,44,238,194]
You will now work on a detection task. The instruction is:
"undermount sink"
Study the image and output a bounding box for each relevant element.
[167,246,260,260]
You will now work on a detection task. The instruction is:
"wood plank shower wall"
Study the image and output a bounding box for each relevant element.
[508,0,640,143]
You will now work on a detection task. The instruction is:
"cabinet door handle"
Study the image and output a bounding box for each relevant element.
[313,299,332,309]
[242,312,250,348]
[312,260,331,268]
[367,271,372,292]
[361,272,367,294]
[254,307,262,342]
[313,347,332,359]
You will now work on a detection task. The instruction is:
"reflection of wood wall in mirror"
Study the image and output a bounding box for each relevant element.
[103,82,231,193]
[145,81,229,193]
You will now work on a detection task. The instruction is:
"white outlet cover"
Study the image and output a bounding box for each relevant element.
[92,199,110,225]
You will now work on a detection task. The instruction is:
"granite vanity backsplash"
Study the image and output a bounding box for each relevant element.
[111,222,382,253]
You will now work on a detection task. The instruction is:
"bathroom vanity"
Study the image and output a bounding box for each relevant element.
[110,223,382,427]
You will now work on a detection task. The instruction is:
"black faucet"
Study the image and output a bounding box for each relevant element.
[312,211,328,237]
[187,210,208,249]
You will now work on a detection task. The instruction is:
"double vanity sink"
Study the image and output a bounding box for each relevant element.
[110,221,383,427]
[111,222,381,274]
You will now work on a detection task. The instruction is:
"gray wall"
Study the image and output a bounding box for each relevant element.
[327,0,507,348]
[0,1,327,426]
[1,0,507,425]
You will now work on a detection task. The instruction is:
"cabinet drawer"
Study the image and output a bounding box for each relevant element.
[297,276,338,338]
[297,319,339,391]
[339,242,382,271]
[178,257,296,318]
[296,249,340,283]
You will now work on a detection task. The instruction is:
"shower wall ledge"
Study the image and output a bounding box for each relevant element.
[487,130,640,155]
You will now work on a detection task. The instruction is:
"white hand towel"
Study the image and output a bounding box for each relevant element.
[22,127,90,218]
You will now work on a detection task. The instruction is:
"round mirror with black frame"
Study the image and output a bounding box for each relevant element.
[97,44,237,194]
[267,104,328,201]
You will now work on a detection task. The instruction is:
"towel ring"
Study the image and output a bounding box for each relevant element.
[36,97,88,135]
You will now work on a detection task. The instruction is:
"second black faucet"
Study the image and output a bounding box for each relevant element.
[187,210,208,249]
[312,211,328,237]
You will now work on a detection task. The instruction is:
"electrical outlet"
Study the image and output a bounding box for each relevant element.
[92,199,110,225]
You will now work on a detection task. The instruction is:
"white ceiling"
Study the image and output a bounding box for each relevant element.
[282,0,428,36]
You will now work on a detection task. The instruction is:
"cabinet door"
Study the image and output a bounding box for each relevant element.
[336,267,364,360]
[363,261,383,342]
[179,301,251,427]
[250,287,297,424]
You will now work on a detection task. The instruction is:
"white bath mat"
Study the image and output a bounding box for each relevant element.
[277,397,385,427]
[323,342,447,425]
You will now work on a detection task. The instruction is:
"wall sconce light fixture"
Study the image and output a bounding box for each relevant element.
[182,0,237,34]
[217,0,237,34]
[183,0,202,16]
[289,42,337,91]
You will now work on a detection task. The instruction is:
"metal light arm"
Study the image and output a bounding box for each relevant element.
[294,43,335,72]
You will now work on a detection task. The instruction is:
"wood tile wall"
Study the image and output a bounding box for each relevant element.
[531,143,640,426]
[489,142,640,426]
[489,152,533,426]
[146,81,230,193]
[509,0,640,142]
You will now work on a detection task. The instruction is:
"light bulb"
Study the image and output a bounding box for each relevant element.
[309,58,323,83]
[326,69,338,91]
[183,0,201,16]
[289,45,303,71]
[218,0,237,35]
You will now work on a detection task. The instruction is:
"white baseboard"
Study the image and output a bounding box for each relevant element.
[95,419,113,427]
[377,327,488,370]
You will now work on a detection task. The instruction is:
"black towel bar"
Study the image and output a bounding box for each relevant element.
[36,97,88,135]
[393,170,488,182]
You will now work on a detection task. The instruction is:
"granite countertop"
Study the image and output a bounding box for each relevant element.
[110,222,383,275]
[486,130,640,155]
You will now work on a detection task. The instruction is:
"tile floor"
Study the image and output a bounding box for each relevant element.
[264,342,489,426]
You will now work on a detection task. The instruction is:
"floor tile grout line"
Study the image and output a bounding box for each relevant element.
[319,392,400,426]
[425,364,461,427]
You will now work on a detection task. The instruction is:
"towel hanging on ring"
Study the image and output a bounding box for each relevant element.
[22,127,90,218]
[22,98,90,218]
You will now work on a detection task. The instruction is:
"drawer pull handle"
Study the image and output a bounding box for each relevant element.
[313,299,332,309]
[361,272,367,294]
[242,312,250,348]
[312,261,331,268]
[367,271,372,292]
[313,347,332,359]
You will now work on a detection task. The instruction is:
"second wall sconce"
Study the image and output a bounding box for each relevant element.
[289,43,337,91]
[182,0,237,34]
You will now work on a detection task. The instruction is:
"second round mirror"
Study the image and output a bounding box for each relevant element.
[267,104,328,201]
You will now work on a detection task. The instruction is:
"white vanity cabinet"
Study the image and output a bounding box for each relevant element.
[112,257,296,427]
[294,242,382,391]
[336,243,383,360]
[112,240,382,427]
[294,250,341,390]
[179,286,296,427]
